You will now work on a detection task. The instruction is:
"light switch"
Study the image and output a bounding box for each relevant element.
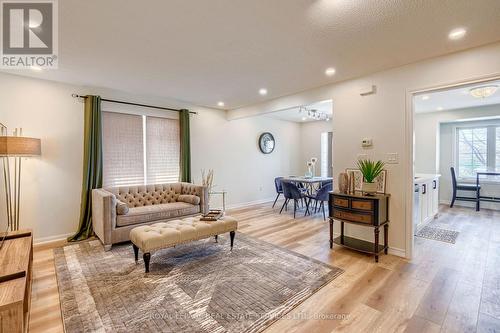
[386,153,398,164]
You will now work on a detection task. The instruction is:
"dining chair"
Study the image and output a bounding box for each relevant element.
[450,167,480,209]
[272,177,284,208]
[306,182,332,220]
[280,181,308,218]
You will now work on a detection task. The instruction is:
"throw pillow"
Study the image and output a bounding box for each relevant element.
[177,194,201,205]
[116,200,130,215]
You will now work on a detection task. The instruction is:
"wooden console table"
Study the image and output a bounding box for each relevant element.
[0,230,33,333]
[328,192,390,262]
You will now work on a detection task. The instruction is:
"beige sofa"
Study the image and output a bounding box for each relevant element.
[92,182,208,250]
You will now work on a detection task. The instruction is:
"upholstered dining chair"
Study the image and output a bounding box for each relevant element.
[450,167,480,209]
[280,181,308,218]
[306,182,332,220]
[272,177,284,208]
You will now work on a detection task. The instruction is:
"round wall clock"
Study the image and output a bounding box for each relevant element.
[258,132,275,154]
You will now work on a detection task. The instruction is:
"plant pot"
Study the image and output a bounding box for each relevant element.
[362,182,377,194]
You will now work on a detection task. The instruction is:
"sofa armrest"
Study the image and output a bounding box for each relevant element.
[92,188,117,247]
[181,183,209,214]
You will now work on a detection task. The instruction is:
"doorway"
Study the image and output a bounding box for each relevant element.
[408,76,500,258]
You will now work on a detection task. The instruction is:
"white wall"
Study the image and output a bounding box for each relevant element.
[191,109,302,209]
[415,104,500,174]
[0,72,302,242]
[299,120,333,174]
[228,42,500,257]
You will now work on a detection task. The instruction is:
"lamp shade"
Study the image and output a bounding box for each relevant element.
[0,136,41,157]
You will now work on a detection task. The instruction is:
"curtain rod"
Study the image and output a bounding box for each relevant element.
[71,94,197,114]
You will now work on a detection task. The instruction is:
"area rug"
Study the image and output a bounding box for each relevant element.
[54,233,343,333]
[415,225,459,244]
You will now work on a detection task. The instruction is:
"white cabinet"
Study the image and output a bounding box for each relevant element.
[415,174,440,227]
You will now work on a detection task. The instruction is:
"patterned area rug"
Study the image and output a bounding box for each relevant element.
[415,225,459,244]
[54,233,343,333]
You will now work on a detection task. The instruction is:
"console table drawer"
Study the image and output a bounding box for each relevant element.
[351,199,373,211]
[333,197,349,208]
[333,210,373,224]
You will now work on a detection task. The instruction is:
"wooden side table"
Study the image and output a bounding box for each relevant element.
[328,192,390,262]
[0,230,33,333]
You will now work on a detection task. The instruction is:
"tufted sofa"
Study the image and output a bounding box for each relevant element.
[92,182,208,250]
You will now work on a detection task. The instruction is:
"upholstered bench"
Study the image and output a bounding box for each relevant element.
[130,216,238,272]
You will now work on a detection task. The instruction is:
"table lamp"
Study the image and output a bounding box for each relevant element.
[0,125,41,232]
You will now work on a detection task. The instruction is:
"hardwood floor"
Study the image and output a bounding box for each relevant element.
[29,203,500,332]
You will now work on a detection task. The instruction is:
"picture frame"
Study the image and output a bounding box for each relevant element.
[374,170,387,194]
[346,168,387,194]
[345,168,363,192]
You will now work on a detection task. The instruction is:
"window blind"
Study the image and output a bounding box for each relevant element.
[146,116,180,184]
[102,112,145,187]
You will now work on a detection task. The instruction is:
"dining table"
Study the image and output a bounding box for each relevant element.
[281,176,333,195]
[476,172,500,211]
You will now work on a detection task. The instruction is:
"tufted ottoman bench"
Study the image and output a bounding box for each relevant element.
[130,216,238,272]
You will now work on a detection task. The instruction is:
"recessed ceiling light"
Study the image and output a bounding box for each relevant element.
[437,106,444,111]
[259,88,268,96]
[325,67,336,76]
[217,101,225,107]
[448,28,467,40]
[421,95,430,100]
[30,66,42,71]
[469,85,498,99]
[302,117,307,121]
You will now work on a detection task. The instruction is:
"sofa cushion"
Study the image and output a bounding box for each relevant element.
[107,184,183,208]
[177,194,200,205]
[116,202,200,227]
[116,200,129,215]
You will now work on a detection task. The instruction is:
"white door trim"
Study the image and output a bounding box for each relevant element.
[404,72,500,260]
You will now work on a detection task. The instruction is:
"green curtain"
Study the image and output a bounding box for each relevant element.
[179,109,191,182]
[69,95,103,241]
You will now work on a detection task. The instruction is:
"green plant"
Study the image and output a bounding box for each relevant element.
[356,159,385,183]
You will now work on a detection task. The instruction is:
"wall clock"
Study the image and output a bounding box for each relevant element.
[258,132,275,154]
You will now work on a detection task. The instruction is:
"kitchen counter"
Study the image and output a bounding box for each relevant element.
[414,173,441,184]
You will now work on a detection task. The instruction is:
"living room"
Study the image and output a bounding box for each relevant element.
[1,1,500,332]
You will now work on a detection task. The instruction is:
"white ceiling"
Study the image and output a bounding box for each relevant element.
[414,79,500,113]
[4,0,500,110]
[266,100,333,123]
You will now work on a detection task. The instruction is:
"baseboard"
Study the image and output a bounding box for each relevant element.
[332,232,406,258]
[226,197,275,210]
[34,232,73,246]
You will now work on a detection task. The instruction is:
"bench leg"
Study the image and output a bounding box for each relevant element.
[143,253,151,273]
[230,231,235,250]
[215,235,218,243]
[133,244,139,262]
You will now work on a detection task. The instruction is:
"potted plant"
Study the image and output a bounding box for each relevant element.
[356,159,385,194]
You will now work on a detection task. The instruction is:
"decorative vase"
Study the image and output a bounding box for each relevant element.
[338,172,349,193]
[362,182,377,195]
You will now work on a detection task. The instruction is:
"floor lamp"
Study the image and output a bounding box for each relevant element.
[0,125,41,232]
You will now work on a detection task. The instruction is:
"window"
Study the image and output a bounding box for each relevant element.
[102,111,180,187]
[456,125,500,178]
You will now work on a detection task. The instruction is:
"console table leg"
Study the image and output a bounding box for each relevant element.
[329,219,333,249]
[374,228,380,263]
[340,221,344,245]
[384,224,388,255]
